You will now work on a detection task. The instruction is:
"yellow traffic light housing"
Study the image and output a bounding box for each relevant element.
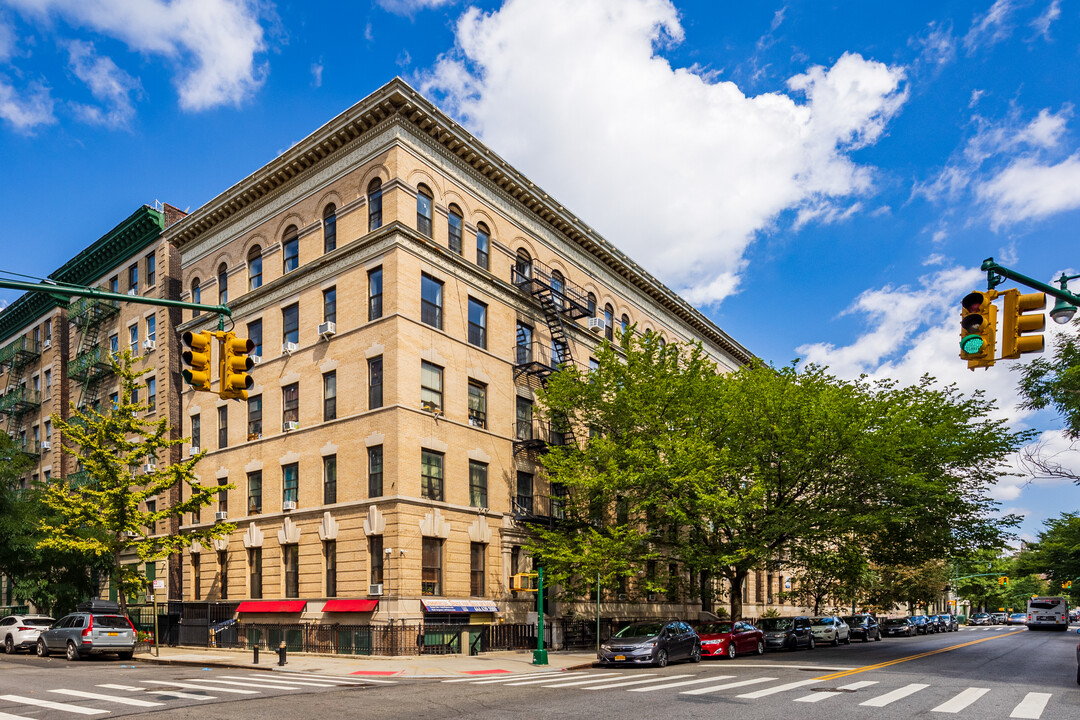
[998,576,1009,586]
[219,331,255,400]
[960,290,997,369]
[181,330,214,392]
[1000,289,1046,359]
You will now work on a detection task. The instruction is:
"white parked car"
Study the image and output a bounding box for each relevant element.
[1,615,56,654]
[810,615,851,646]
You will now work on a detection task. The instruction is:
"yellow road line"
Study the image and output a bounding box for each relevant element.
[813,630,1027,681]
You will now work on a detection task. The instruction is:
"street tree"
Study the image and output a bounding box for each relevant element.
[1015,512,1080,604]
[40,352,231,612]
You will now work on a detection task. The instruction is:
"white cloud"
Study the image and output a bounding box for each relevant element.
[377,0,456,15]
[1031,0,1061,39]
[978,154,1080,228]
[0,19,15,61]
[5,0,269,111]
[0,76,56,131]
[419,0,907,305]
[912,20,956,68]
[969,89,985,108]
[963,0,1017,54]
[310,60,323,88]
[923,253,947,266]
[65,40,140,128]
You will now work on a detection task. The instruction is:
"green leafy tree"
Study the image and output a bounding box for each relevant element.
[1018,320,1080,439]
[40,352,232,612]
[1015,513,1080,604]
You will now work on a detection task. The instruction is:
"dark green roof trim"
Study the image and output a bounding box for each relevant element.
[0,206,164,343]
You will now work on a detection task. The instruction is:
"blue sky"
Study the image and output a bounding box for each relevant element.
[1,0,1078,543]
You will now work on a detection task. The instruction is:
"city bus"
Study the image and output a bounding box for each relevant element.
[1026,596,1070,630]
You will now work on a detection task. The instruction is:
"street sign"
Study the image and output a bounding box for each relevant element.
[152,579,165,590]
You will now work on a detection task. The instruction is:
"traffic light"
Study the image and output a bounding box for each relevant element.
[1000,289,1046,359]
[961,290,997,369]
[1064,581,1073,589]
[181,330,214,392]
[219,331,255,400]
[998,576,1009,586]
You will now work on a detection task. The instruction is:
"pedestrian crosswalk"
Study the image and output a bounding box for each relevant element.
[440,668,1066,718]
[0,671,384,719]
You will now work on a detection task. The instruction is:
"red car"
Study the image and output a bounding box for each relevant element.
[697,620,765,659]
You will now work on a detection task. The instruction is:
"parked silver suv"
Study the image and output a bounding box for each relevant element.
[36,601,135,661]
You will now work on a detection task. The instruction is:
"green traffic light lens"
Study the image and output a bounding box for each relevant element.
[960,334,985,354]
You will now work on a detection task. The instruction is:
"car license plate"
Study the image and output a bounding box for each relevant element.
[614,655,625,661]
[107,632,118,636]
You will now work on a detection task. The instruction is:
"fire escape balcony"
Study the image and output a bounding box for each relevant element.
[13,438,40,457]
[69,296,120,329]
[512,491,569,526]
[0,336,40,371]
[511,258,592,320]
[0,387,41,418]
[513,341,583,382]
[513,418,574,456]
[69,346,114,382]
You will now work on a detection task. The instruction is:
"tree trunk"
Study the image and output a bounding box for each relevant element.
[699,570,714,613]
[728,568,747,620]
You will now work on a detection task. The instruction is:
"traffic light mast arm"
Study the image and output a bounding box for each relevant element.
[982,257,1080,309]
[0,276,232,319]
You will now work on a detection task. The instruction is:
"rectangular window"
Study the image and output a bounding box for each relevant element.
[249,548,262,599]
[467,297,487,348]
[368,445,383,497]
[420,361,443,412]
[128,264,139,294]
[370,535,384,585]
[218,477,228,514]
[192,554,200,600]
[325,541,337,598]
[109,333,119,356]
[422,537,442,596]
[421,450,444,502]
[420,274,442,329]
[283,463,299,504]
[217,406,228,449]
[44,370,51,399]
[516,472,533,515]
[145,252,156,287]
[282,303,299,345]
[323,371,336,421]
[283,383,299,425]
[247,471,262,514]
[248,319,263,357]
[218,550,228,600]
[129,324,139,355]
[448,212,463,254]
[469,461,487,508]
[283,237,299,273]
[283,544,299,598]
[516,397,533,441]
[44,419,51,441]
[146,314,156,343]
[368,268,383,321]
[323,287,336,324]
[468,381,486,428]
[191,414,201,450]
[470,543,485,597]
[515,323,532,364]
[132,385,139,404]
[323,455,337,505]
[247,395,262,439]
[109,276,119,293]
[368,357,383,409]
[249,253,263,290]
[146,377,156,410]
[476,227,489,269]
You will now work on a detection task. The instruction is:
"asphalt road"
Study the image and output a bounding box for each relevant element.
[1,624,1076,719]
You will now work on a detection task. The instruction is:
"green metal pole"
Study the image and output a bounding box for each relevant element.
[596,572,600,658]
[981,258,1080,306]
[533,567,548,665]
[0,277,231,318]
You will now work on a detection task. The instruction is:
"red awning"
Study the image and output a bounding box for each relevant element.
[322,599,379,613]
[235,601,307,613]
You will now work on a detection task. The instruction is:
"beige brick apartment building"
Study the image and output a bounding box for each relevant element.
[165,78,760,626]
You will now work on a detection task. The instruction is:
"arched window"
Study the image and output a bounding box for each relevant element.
[282,225,299,273]
[604,304,614,342]
[248,246,263,290]
[620,314,629,337]
[514,249,532,284]
[587,293,597,318]
[191,278,202,318]
[476,222,490,270]
[368,179,383,231]
[323,204,337,253]
[447,204,463,255]
[217,263,229,305]
[416,185,433,238]
[659,336,667,349]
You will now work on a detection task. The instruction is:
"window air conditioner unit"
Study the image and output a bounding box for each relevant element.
[369,583,383,596]
[588,317,606,334]
[41,441,51,450]
[647,593,658,602]
[282,342,298,355]
[189,446,201,457]
[250,354,262,365]
[143,463,156,473]
[124,530,138,538]
[616,593,628,602]
[317,321,337,337]
[283,420,299,432]
[214,511,228,522]
[127,289,138,296]
[282,500,297,511]
[143,339,156,351]
[43,339,51,349]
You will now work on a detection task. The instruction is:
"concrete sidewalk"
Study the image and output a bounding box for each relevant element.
[135,645,597,677]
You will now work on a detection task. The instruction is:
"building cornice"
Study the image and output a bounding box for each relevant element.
[163,78,754,365]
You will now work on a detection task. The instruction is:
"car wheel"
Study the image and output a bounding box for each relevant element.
[727,642,736,660]
[875,630,882,641]
[755,640,764,655]
[117,650,133,661]
[4,636,14,654]
[908,629,913,637]
[807,636,815,650]
[36,638,49,657]
[1076,664,1080,686]
[66,641,81,661]
[832,632,840,647]
[843,634,851,645]
[655,649,668,668]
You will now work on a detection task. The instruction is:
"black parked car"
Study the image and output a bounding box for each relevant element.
[598,620,701,667]
[759,616,815,651]
[939,614,959,632]
[882,617,914,637]
[844,614,881,642]
[909,615,932,634]
[968,612,993,626]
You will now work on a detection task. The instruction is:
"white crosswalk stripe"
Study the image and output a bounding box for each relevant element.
[142,680,260,694]
[97,684,214,700]
[931,687,990,713]
[680,677,777,696]
[860,683,929,707]
[582,675,692,691]
[526,673,622,687]
[178,678,300,691]
[628,675,735,692]
[443,671,554,683]
[50,689,163,707]
[737,679,819,699]
[0,695,107,715]
[0,712,34,720]
[1010,692,1052,719]
[794,680,877,703]
[220,675,342,687]
[274,672,380,684]
[497,672,595,686]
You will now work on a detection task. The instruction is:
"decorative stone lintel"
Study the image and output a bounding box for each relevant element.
[318,511,339,541]
[278,516,301,545]
[245,459,264,473]
[279,451,300,465]
[190,540,205,555]
[420,508,451,539]
[468,515,492,544]
[420,436,448,453]
[216,467,229,479]
[365,432,385,447]
[321,442,338,456]
[363,505,385,535]
[365,342,385,359]
[467,448,491,464]
[242,522,264,548]
[213,536,229,552]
